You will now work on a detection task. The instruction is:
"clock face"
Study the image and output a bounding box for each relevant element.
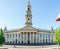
[27,11,30,16]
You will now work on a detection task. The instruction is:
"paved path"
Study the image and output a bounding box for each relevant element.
[0,45,60,49]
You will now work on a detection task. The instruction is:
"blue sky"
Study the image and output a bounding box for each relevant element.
[0,0,60,30]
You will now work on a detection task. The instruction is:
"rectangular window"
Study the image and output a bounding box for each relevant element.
[13,34,14,38]
[40,34,42,37]
[7,34,9,38]
[10,34,11,38]
[19,34,20,37]
[16,34,17,37]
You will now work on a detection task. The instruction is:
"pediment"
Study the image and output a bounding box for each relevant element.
[19,26,38,31]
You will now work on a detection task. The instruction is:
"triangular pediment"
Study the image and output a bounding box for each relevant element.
[19,26,38,32]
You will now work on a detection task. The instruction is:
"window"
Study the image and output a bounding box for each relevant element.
[48,34,50,38]
[7,34,9,38]
[19,34,20,37]
[52,39,53,43]
[52,35,53,38]
[43,39,45,43]
[19,41,20,43]
[16,39,17,43]
[7,41,9,43]
[43,34,45,38]
[10,34,11,38]
[13,34,14,38]
[16,34,17,37]
[40,39,42,43]
[40,34,42,37]
[10,41,11,43]
[46,39,47,43]
[13,41,14,43]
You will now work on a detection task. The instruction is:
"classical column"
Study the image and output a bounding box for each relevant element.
[36,33,37,43]
[24,32,25,43]
[30,32,31,43]
[31,32,33,43]
[23,32,24,43]
[26,32,28,43]
[33,32,34,43]
[38,33,40,43]
[35,32,36,44]
[20,33,21,43]
[32,32,33,43]
[42,34,43,44]
[39,33,40,43]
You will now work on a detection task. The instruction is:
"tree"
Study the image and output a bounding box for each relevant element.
[54,27,60,44]
[0,28,5,46]
[54,27,60,49]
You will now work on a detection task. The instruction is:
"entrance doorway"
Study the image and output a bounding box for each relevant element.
[28,41,30,44]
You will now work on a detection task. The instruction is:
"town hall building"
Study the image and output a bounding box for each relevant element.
[4,1,54,45]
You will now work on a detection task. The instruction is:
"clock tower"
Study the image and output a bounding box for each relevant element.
[25,1,32,27]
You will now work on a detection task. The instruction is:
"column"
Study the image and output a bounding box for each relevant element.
[42,34,43,44]
[36,33,37,43]
[30,32,31,43]
[24,32,25,43]
[39,33,40,43]
[26,32,27,43]
[50,35,51,43]
[33,32,34,43]
[19,34,21,44]
[31,32,33,43]
[23,32,24,43]
[38,33,40,43]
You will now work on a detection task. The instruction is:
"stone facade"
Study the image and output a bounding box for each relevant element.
[4,1,55,45]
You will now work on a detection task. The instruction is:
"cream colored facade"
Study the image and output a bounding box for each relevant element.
[4,1,54,45]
